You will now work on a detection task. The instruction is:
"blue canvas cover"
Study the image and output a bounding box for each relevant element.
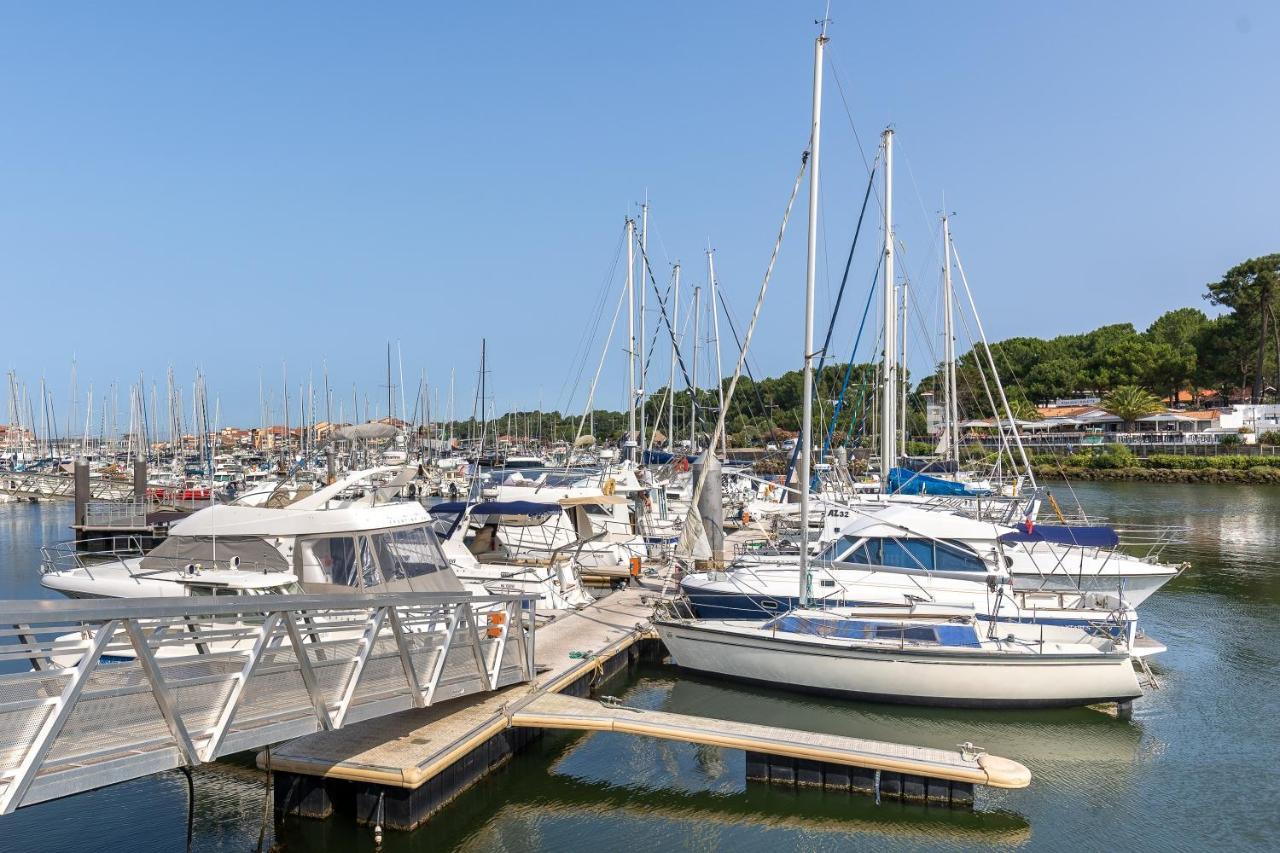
[768,614,981,647]
[428,500,561,517]
[998,524,1119,548]
[887,467,990,496]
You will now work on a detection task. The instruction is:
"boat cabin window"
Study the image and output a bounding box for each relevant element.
[187,585,243,596]
[828,535,988,572]
[371,526,448,579]
[299,536,378,588]
[299,526,450,588]
[934,540,989,572]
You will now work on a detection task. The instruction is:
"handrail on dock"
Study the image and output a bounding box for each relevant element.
[0,591,538,815]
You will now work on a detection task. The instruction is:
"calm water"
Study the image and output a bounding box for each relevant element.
[2,482,1277,852]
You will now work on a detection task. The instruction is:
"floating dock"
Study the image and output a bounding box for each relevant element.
[264,578,1030,831]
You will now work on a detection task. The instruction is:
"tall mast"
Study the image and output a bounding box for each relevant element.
[690,285,700,454]
[899,278,909,458]
[282,364,290,462]
[708,247,728,459]
[798,23,827,607]
[625,216,637,462]
[942,215,960,464]
[879,128,897,486]
[668,263,680,451]
[638,201,649,456]
[386,343,393,425]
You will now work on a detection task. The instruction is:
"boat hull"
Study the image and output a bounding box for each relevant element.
[655,620,1144,709]
[1009,570,1170,606]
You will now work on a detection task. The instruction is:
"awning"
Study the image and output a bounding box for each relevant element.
[330,422,398,440]
[999,524,1119,548]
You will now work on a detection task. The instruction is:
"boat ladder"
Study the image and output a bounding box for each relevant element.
[1135,654,1161,691]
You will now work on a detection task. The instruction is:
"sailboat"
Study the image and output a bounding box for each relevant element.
[655,25,1163,709]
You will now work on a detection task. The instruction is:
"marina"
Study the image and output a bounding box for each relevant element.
[1,481,1278,850]
[2,4,1278,852]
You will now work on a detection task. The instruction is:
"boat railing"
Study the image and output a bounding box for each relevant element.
[39,537,149,577]
[84,500,152,529]
[39,537,295,581]
[1110,523,1191,560]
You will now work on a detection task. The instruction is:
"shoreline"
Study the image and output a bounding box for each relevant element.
[1032,465,1280,484]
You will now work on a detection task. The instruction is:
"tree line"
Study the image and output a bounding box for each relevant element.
[445,253,1278,449]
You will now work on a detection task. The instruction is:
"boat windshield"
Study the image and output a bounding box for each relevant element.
[819,535,988,572]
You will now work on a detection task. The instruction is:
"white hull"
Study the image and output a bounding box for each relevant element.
[656,620,1145,708]
[1010,568,1170,606]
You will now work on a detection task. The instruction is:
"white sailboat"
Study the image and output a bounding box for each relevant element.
[655,26,1164,709]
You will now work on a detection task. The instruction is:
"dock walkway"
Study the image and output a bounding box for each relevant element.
[262,582,658,789]
[265,578,1030,829]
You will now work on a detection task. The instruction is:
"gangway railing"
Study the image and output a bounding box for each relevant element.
[0,591,536,814]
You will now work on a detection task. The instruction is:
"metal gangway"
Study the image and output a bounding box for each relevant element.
[0,591,536,814]
[0,470,135,502]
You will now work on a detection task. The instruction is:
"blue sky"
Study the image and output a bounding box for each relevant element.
[3,2,1277,430]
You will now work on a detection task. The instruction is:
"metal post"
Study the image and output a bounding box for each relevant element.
[73,457,90,534]
[133,457,147,502]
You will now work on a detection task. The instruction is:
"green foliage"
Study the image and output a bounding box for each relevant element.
[1260,431,1280,447]
[1205,254,1280,402]
[1220,433,1242,447]
[1100,385,1163,425]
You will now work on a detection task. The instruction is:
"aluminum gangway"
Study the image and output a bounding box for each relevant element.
[0,591,537,814]
[0,470,135,502]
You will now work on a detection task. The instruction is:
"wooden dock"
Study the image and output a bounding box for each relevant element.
[510,693,1029,791]
[264,578,1031,830]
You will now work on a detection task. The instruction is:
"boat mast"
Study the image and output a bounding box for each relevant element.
[899,277,909,458]
[625,216,637,462]
[708,247,728,459]
[668,262,680,452]
[879,128,897,487]
[942,215,960,464]
[639,202,649,456]
[690,285,700,454]
[798,22,827,608]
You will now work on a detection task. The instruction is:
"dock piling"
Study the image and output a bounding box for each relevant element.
[133,459,147,501]
[73,458,89,532]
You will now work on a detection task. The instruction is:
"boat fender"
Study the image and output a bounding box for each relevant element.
[486,611,506,638]
[603,478,616,496]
